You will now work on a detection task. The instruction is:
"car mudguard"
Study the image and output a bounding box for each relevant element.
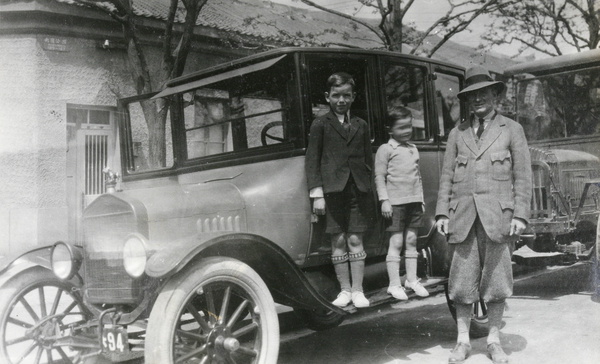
[145,233,345,314]
[0,246,53,287]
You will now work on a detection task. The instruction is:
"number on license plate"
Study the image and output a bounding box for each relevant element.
[102,327,129,353]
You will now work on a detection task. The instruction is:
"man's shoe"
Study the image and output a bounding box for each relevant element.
[448,342,471,364]
[351,291,370,308]
[405,279,430,297]
[332,291,352,307]
[487,343,509,364]
[387,285,408,300]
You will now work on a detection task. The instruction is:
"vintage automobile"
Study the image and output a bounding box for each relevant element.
[0,47,597,364]
[504,49,600,265]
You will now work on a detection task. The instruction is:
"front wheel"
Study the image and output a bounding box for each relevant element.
[444,284,489,338]
[145,257,279,364]
[0,267,104,364]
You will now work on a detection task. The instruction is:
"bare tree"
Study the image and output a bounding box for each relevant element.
[482,0,600,57]
[298,0,510,57]
[74,0,208,168]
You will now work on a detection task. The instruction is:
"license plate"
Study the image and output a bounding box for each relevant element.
[102,327,129,353]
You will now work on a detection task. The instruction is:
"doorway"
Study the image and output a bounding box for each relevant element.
[66,105,118,243]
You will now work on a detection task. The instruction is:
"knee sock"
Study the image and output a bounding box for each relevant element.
[349,251,367,292]
[405,251,419,283]
[386,255,402,287]
[456,303,472,344]
[486,301,505,344]
[331,253,351,292]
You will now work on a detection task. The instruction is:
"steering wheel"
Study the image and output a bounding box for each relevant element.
[260,121,284,146]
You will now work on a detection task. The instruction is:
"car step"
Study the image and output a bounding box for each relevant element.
[341,276,448,313]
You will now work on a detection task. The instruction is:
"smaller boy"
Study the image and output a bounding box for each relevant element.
[375,106,429,300]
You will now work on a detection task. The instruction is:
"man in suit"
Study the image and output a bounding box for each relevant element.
[435,66,532,364]
[305,72,374,308]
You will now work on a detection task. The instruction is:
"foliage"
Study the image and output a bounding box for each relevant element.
[482,0,600,56]
[298,0,509,57]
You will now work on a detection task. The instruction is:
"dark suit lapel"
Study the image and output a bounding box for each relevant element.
[346,116,360,144]
[476,117,505,157]
[326,111,347,140]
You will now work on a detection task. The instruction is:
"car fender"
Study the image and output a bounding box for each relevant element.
[0,246,53,287]
[145,233,345,314]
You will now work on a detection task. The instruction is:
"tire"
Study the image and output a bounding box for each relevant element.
[444,284,490,339]
[293,308,345,331]
[145,257,279,364]
[0,267,106,364]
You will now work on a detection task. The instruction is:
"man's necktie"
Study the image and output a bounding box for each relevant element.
[476,117,485,139]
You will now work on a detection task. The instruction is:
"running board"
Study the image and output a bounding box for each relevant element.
[342,276,448,313]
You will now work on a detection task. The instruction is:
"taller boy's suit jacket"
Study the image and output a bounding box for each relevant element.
[435,113,532,244]
[305,110,373,194]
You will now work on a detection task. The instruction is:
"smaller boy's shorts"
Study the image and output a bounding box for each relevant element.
[324,179,374,234]
[384,202,424,232]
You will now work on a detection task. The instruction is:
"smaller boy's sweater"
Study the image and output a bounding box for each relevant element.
[374,138,423,205]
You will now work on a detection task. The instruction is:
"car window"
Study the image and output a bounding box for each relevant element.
[381,62,427,141]
[434,71,462,139]
[183,60,295,160]
[125,99,175,172]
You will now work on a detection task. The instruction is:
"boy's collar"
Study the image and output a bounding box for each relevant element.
[388,138,413,148]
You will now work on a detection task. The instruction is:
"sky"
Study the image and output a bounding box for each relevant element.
[269,0,546,59]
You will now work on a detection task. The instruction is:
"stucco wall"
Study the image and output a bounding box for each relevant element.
[0,35,44,255]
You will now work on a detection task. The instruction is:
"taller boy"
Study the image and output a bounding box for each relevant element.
[305,72,374,308]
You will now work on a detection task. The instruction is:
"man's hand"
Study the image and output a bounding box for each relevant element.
[313,197,326,215]
[381,200,392,219]
[510,218,526,236]
[436,217,449,235]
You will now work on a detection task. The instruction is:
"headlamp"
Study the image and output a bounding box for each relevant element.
[123,234,148,278]
[51,242,82,280]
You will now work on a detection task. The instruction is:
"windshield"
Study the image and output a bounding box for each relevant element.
[515,67,600,142]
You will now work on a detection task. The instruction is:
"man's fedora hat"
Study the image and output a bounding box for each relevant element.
[457,65,505,101]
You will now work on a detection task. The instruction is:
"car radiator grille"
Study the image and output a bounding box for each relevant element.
[83,211,144,304]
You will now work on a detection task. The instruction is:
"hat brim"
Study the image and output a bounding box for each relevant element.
[457,81,505,101]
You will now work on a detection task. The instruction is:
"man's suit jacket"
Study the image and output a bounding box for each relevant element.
[435,113,532,244]
[305,110,373,194]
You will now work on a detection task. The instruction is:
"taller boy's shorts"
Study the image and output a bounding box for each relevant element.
[324,178,374,234]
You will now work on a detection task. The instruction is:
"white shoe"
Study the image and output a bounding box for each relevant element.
[332,290,352,307]
[351,291,370,308]
[405,279,429,297]
[387,285,408,300]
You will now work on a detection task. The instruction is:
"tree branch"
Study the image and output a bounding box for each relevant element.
[299,0,386,44]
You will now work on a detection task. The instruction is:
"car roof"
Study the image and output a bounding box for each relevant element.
[504,48,600,77]
[164,47,464,88]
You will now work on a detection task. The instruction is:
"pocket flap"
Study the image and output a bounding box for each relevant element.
[491,150,511,162]
[498,199,514,211]
[449,199,459,212]
[455,155,468,165]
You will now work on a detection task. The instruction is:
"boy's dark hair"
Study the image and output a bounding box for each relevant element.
[326,72,356,92]
[386,105,412,129]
